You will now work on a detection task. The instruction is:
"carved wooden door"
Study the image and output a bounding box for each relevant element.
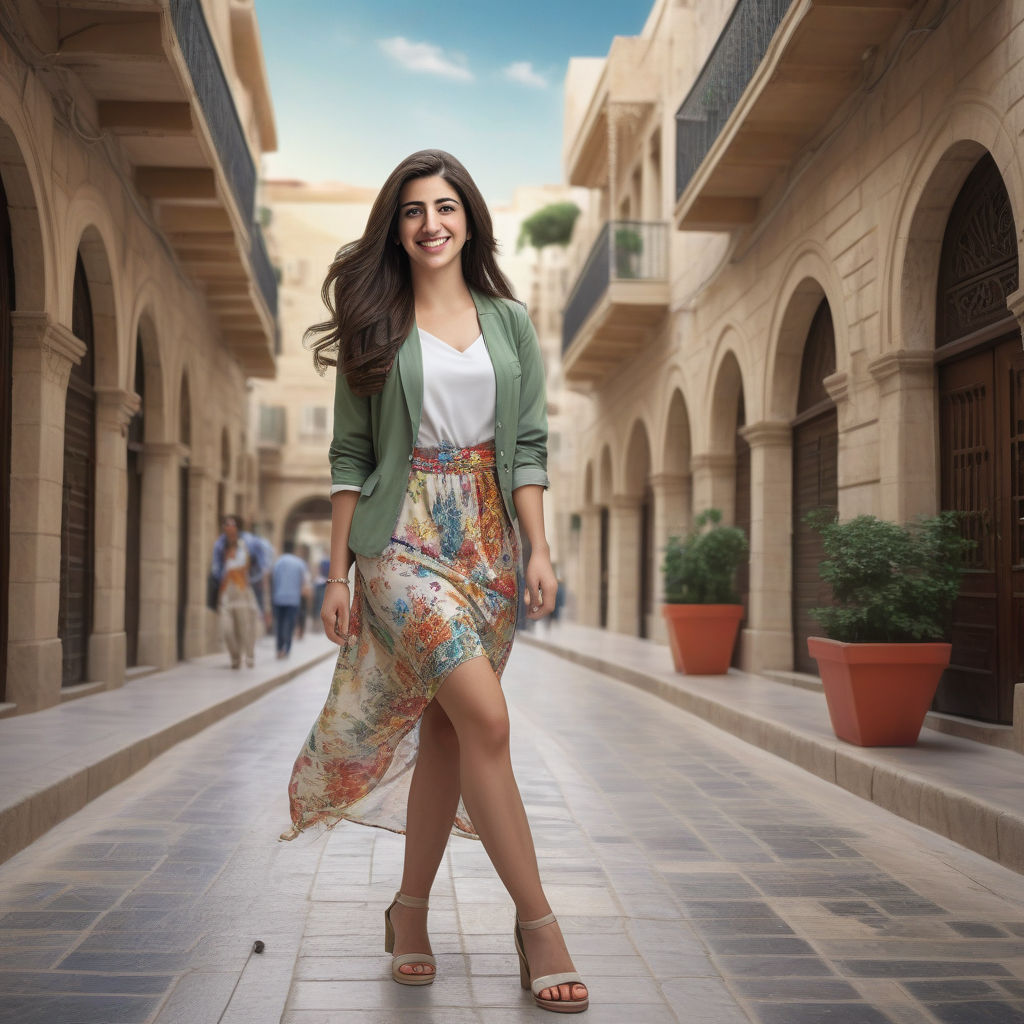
[60,256,94,687]
[937,338,1024,723]
[0,177,12,701]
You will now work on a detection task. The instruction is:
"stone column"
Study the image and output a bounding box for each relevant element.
[647,472,690,642]
[738,420,792,672]
[185,464,217,658]
[7,313,86,711]
[689,451,736,523]
[867,352,937,522]
[136,441,184,669]
[606,495,642,636]
[576,507,602,627]
[89,387,141,688]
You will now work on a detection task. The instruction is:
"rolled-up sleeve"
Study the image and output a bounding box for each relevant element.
[329,359,375,489]
[511,305,549,491]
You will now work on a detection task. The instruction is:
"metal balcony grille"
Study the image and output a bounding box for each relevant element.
[675,0,791,199]
[250,224,279,320]
[168,0,257,222]
[562,221,668,354]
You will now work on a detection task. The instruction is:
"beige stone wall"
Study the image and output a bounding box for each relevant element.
[560,1,1024,673]
[1,0,275,714]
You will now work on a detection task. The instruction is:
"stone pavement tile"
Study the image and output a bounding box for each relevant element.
[284,1012,483,1024]
[749,1005,896,1023]
[288,977,475,1010]
[0,993,162,1023]
[0,970,172,994]
[661,977,753,1023]
[928,1004,1024,1023]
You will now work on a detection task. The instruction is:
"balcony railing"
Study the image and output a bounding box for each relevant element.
[675,0,791,200]
[168,0,257,222]
[249,224,279,320]
[562,221,668,354]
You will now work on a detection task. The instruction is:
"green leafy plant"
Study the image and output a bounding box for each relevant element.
[807,511,973,643]
[613,227,643,278]
[662,509,748,604]
[516,202,581,251]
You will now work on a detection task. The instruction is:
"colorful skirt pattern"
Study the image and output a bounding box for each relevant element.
[284,441,520,839]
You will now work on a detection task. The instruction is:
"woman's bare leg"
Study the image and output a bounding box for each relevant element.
[433,656,587,1004]
[390,698,461,976]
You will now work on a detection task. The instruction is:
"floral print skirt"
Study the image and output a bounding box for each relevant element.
[283,440,519,840]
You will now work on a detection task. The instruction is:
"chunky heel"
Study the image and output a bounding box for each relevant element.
[513,912,589,1013]
[384,891,436,986]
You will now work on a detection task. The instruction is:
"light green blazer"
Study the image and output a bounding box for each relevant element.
[329,290,550,557]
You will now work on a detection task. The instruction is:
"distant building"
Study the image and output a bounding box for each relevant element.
[560,0,1024,730]
[0,0,278,713]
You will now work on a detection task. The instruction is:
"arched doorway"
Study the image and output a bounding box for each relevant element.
[60,254,95,686]
[791,299,837,674]
[732,391,750,667]
[0,174,13,700]
[935,153,1022,724]
[177,378,191,661]
[125,336,144,667]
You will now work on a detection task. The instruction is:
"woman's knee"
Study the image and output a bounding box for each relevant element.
[420,700,459,754]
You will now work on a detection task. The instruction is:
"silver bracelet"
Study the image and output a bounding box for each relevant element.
[325,578,350,586]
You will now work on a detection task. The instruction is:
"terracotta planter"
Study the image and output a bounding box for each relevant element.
[807,636,952,746]
[662,604,743,675]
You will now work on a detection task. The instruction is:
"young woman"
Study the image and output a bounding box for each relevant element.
[281,150,588,1013]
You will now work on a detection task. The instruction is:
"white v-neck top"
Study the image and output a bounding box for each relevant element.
[330,326,496,494]
[416,327,496,449]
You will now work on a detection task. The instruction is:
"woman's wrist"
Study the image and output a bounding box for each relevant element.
[325,577,350,586]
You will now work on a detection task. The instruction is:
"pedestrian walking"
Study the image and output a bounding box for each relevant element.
[271,540,311,658]
[281,150,587,1012]
[210,515,262,669]
[312,555,331,617]
[294,542,312,641]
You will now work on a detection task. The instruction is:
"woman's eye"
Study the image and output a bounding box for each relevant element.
[439,205,456,214]
[404,208,422,217]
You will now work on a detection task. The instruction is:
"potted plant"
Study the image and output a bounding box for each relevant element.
[805,511,972,746]
[614,226,643,278]
[661,509,748,674]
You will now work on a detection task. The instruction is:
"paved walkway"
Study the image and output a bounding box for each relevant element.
[2,641,1024,1022]
[519,622,1024,878]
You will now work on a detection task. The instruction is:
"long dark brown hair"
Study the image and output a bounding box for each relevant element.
[305,149,517,395]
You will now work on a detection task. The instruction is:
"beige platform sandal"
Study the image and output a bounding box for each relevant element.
[383,891,436,986]
[513,912,589,1014]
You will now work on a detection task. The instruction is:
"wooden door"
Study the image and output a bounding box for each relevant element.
[732,394,751,667]
[0,176,12,701]
[125,344,143,667]
[638,489,653,639]
[599,506,609,628]
[177,464,189,661]
[791,300,837,674]
[936,337,1023,722]
[792,411,838,673]
[60,257,94,687]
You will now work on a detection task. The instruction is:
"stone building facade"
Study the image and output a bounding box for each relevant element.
[0,0,278,714]
[561,0,1024,729]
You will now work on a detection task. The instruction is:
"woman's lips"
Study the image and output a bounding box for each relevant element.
[417,236,451,252]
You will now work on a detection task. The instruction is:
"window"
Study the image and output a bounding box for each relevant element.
[301,405,329,439]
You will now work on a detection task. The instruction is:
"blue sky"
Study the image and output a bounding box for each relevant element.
[255,0,653,204]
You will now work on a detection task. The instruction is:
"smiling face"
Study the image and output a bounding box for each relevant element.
[396,174,471,277]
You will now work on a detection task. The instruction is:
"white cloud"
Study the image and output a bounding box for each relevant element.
[378,37,473,81]
[503,61,547,89]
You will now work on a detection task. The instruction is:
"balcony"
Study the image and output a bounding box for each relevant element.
[42,0,278,376]
[674,0,917,231]
[562,221,669,385]
[565,36,660,190]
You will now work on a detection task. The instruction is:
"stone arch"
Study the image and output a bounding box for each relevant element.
[887,101,1024,358]
[129,291,168,444]
[65,196,122,390]
[582,460,594,507]
[622,417,653,498]
[765,248,846,422]
[659,386,692,479]
[0,97,51,311]
[597,445,614,504]
[707,339,748,455]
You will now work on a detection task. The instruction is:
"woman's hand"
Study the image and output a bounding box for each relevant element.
[321,581,351,644]
[523,549,557,620]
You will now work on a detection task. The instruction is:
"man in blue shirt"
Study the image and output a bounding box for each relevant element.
[271,539,311,658]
